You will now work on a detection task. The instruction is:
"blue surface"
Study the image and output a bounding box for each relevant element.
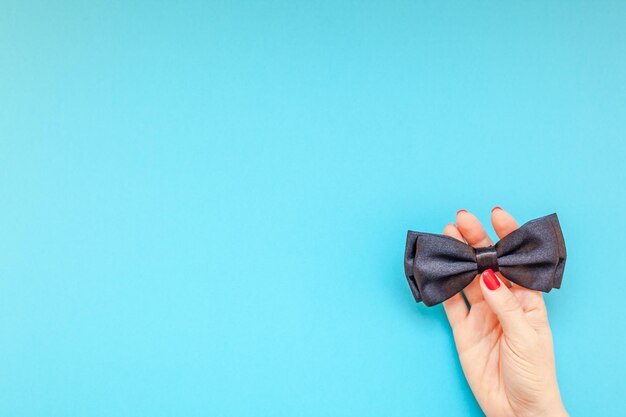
[1,1,626,416]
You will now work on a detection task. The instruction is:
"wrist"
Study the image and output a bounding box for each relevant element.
[517,398,567,417]
[537,401,568,417]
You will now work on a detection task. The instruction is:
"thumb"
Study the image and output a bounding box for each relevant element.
[480,269,533,343]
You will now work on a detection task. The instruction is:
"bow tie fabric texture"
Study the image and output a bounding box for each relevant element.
[404,214,567,306]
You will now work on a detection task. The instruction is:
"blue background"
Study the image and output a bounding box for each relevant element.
[1,1,625,416]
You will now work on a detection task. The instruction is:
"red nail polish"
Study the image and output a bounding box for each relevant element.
[482,269,500,290]
[491,206,502,213]
[456,209,467,215]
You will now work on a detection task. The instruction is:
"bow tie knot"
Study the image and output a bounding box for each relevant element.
[475,246,499,273]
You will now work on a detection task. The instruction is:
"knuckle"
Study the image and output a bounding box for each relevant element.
[500,293,521,315]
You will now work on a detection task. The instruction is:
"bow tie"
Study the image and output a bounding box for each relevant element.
[404,213,567,306]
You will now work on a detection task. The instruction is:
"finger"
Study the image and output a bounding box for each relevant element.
[443,294,468,330]
[491,206,519,239]
[442,223,468,327]
[456,210,493,248]
[479,269,534,344]
[490,207,518,287]
[456,210,492,305]
[443,222,465,242]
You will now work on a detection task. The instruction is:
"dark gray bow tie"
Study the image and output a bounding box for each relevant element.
[404,214,567,306]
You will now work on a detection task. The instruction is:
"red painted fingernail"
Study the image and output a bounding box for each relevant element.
[491,206,502,213]
[456,209,467,215]
[482,269,500,290]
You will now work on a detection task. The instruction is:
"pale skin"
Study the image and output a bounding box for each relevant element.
[442,208,568,417]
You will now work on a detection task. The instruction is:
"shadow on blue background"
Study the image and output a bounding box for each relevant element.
[1,1,625,416]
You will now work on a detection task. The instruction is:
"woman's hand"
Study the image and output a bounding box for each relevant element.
[442,208,567,417]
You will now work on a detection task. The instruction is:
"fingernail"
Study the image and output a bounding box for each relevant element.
[491,206,502,213]
[482,269,500,290]
[456,209,467,215]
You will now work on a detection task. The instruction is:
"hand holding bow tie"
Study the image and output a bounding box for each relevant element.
[411,208,568,417]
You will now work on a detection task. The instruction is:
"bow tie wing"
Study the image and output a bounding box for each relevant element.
[495,214,567,292]
[405,232,478,306]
